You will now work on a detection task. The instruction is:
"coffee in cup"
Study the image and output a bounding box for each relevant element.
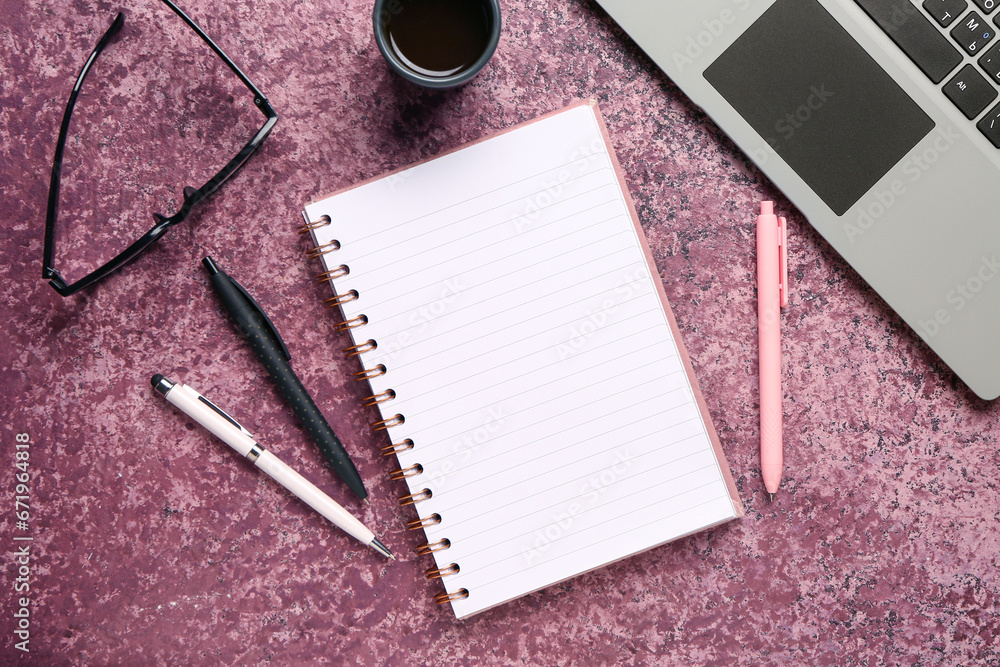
[373,0,502,89]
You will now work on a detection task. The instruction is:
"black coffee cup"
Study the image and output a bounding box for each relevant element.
[373,0,501,89]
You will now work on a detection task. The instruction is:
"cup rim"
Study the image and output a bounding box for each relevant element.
[372,0,502,89]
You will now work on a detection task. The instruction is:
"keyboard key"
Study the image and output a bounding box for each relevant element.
[979,40,1000,81]
[855,0,963,83]
[976,100,1000,145]
[951,11,995,53]
[972,0,999,14]
[944,64,998,117]
[924,0,969,26]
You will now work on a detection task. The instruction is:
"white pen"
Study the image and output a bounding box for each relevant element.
[151,375,393,559]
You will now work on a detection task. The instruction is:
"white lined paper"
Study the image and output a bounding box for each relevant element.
[304,104,740,618]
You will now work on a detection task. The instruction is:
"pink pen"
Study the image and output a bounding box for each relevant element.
[757,201,788,500]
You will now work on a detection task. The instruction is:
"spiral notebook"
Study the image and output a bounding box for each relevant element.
[300,101,743,619]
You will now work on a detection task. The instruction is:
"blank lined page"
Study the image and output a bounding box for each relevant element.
[303,103,741,619]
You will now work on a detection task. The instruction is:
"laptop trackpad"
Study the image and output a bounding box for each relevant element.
[704,0,934,216]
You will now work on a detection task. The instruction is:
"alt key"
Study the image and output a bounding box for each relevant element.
[944,64,998,118]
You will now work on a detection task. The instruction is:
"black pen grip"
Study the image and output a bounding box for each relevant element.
[203,257,367,500]
[240,311,367,499]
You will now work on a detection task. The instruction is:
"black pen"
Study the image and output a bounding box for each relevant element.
[202,256,368,500]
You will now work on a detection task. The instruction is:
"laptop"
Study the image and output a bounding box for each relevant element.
[593,0,1000,400]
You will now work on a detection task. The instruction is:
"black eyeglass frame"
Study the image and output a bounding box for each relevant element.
[42,0,278,297]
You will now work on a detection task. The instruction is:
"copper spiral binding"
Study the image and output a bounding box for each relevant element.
[334,314,368,332]
[306,239,341,259]
[434,589,469,605]
[297,223,462,593]
[316,265,349,283]
[372,414,404,430]
[425,563,460,579]
[355,364,387,381]
[325,290,359,309]
[345,340,377,357]
[388,463,423,480]
[363,389,396,407]
[407,513,442,530]
[382,438,414,457]
[415,538,451,555]
[298,214,331,234]
[399,488,432,506]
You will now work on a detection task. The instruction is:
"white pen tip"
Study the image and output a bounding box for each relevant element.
[370,537,394,560]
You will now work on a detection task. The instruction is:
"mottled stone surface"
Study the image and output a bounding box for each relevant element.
[2,0,999,664]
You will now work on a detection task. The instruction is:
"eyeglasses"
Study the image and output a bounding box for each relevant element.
[42,0,278,297]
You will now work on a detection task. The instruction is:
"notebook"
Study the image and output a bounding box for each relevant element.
[300,101,743,619]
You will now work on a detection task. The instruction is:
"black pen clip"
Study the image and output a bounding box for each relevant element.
[230,276,292,361]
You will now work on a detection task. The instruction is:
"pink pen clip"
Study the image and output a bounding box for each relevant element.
[778,214,788,309]
[757,201,789,500]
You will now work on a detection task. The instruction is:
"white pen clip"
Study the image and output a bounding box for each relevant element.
[153,376,258,459]
[183,385,255,440]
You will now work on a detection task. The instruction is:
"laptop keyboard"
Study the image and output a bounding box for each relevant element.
[855,0,1000,147]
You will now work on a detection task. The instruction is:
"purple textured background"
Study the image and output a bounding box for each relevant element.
[2,0,999,664]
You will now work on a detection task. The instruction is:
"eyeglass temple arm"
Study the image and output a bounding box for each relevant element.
[43,12,125,281]
[161,0,271,110]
